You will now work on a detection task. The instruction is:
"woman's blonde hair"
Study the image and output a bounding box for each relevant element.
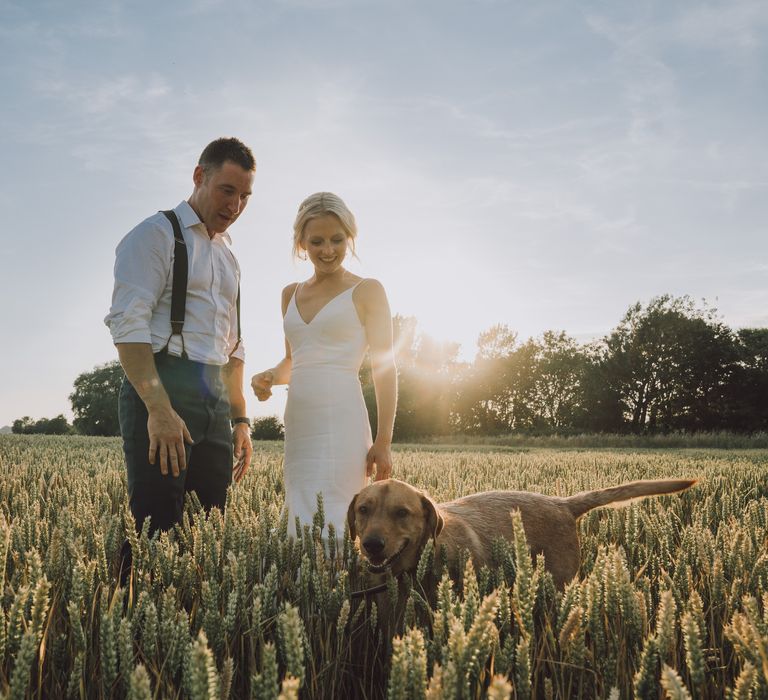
[292,192,358,259]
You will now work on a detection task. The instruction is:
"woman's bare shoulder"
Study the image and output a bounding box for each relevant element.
[355,277,387,298]
[353,278,390,319]
[280,282,300,313]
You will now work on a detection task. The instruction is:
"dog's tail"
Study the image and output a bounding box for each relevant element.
[565,479,696,519]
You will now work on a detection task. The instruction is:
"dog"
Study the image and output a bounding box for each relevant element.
[348,477,696,591]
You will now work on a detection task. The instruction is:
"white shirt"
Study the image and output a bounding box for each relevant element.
[105,200,245,365]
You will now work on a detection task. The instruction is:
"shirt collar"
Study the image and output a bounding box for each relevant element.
[175,200,233,244]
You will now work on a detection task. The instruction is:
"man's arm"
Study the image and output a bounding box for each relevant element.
[117,343,193,477]
[223,356,253,482]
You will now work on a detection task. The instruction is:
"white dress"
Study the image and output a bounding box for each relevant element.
[282,281,372,537]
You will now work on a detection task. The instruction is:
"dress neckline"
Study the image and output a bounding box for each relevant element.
[293,280,364,325]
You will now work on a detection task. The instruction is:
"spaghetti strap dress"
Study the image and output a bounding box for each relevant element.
[282,280,372,536]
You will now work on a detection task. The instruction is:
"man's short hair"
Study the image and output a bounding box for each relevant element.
[198,137,256,174]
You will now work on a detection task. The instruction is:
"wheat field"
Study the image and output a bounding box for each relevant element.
[0,435,766,699]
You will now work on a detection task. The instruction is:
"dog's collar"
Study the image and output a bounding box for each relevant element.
[350,536,434,598]
[350,569,408,598]
[349,581,389,598]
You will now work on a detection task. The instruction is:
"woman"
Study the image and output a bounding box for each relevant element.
[251,192,397,538]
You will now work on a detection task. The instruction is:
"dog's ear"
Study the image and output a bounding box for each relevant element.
[421,494,444,541]
[346,494,358,541]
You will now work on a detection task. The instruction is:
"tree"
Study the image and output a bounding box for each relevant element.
[362,315,463,440]
[576,344,625,433]
[721,329,768,431]
[69,361,124,436]
[453,325,539,434]
[672,314,737,431]
[600,295,736,433]
[531,331,590,431]
[251,416,285,440]
[43,414,73,434]
[396,334,462,439]
[12,417,33,434]
[477,324,518,361]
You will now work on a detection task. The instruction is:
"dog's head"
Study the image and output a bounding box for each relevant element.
[347,478,444,575]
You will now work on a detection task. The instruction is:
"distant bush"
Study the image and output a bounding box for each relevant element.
[251,415,285,440]
[11,414,73,435]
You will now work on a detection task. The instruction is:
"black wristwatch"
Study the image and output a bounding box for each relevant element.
[231,417,251,427]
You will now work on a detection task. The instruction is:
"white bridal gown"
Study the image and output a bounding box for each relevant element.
[282,281,371,537]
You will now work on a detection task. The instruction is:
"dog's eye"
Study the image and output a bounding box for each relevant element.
[396,508,409,518]
[358,505,368,515]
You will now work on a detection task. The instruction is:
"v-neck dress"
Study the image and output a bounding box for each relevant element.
[282,281,372,536]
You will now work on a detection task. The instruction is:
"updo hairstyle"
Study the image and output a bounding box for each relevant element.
[292,192,358,259]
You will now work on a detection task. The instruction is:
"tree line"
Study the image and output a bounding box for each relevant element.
[11,414,72,435]
[369,294,767,440]
[13,295,767,439]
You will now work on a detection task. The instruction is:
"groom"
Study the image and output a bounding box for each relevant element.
[105,137,256,582]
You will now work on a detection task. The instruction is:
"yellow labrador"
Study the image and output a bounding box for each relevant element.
[348,477,696,589]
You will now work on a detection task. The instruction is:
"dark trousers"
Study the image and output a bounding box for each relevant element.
[118,352,232,582]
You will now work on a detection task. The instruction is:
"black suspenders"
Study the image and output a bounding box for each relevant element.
[160,209,241,359]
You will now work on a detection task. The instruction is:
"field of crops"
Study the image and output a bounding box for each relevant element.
[0,435,767,699]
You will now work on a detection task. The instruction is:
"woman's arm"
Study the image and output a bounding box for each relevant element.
[357,279,397,480]
[251,284,297,400]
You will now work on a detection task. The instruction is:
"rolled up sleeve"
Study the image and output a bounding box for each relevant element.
[104,222,172,344]
[228,325,246,362]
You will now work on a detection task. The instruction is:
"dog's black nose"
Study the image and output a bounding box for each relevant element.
[363,535,385,556]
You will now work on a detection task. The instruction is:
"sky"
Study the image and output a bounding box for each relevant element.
[0,0,766,429]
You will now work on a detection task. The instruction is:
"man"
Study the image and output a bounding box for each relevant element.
[105,137,255,578]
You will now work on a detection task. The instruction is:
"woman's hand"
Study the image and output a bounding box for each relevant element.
[251,370,274,401]
[366,440,393,481]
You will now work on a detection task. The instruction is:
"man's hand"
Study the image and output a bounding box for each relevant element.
[222,357,251,482]
[251,370,274,401]
[147,406,193,477]
[232,422,253,482]
[365,440,393,481]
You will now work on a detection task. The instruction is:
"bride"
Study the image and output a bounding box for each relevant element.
[251,192,397,537]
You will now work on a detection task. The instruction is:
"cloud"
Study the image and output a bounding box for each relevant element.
[586,1,768,54]
[583,0,768,154]
[444,100,619,152]
[665,1,768,52]
[180,0,384,14]
[585,18,682,154]
[271,0,390,7]
[0,2,127,40]
[16,71,190,172]
[35,73,170,115]
[0,18,39,39]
